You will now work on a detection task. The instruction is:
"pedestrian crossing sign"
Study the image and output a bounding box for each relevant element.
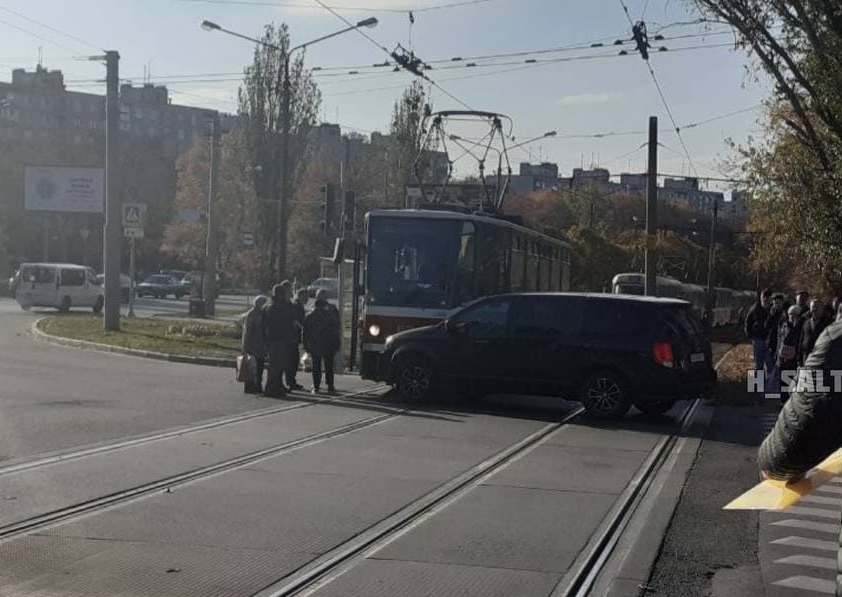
[122,203,146,228]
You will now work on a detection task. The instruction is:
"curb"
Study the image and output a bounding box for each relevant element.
[31,318,235,368]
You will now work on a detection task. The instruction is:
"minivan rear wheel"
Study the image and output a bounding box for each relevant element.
[580,371,631,418]
[395,355,435,402]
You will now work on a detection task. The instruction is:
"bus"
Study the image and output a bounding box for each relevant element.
[360,209,571,380]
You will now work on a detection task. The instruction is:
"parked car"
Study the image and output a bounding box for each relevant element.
[15,263,104,313]
[136,274,184,299]
[94,273,133,303]
[377,293,717,418]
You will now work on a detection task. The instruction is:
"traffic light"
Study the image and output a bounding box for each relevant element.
[343,190,356,232]
[320,183,335,236]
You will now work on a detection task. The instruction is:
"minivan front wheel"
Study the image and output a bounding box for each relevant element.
[580,371,631,418]
[395,355,435,402]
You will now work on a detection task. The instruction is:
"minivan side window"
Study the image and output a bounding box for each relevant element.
[61,269,86,287]
[452,297,511,338]
[511,297,580,336]
[582,301,645,336]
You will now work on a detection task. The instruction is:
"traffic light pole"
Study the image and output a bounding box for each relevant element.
[103,50,121,331]
[205,113,220,317]
[644,116,658,297]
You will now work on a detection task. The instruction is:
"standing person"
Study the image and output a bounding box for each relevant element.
[800,298,828,366]
[262,281,297,398]
[758,321,842,597]
[304,289,341,394]
[241,295,269,394]
[776,305,803,403]
[285,288,308,391]
[794,290,810,312]
[744,289,771,372]
[765,293,786,395]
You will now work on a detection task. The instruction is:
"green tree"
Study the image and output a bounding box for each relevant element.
[238,23,322,283]
[693,0,842,293]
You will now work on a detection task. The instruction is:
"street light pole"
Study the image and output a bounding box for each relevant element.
[201,17,378,282]
[205,113,220,316]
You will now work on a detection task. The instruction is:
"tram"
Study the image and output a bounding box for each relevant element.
[360,208,571,380]
[611,272,756,326]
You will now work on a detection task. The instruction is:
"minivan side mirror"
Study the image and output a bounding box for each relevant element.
[445,320,469,334]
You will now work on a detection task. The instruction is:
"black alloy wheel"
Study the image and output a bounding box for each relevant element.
[580,371,631,418]
[396,355,435,402]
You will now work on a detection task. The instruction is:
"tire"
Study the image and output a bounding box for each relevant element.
[579,370,631,419]
[92,296,104,314]
[58,296,71,313]
[395,354,436,402]
[175,293,184,300]
[20,304,31,311]
[634,400,674,415]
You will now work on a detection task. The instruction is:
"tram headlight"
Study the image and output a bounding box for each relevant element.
[368,324,381,338]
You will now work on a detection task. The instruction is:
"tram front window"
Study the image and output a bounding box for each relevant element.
[368,217,475,309]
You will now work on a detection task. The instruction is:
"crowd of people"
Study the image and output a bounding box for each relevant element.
[744,288,839,401]
[240,280,341,398]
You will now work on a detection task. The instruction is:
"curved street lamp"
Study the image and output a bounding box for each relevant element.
[201,17,378,279]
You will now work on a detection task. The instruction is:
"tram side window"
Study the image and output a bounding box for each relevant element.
[540,247,551,291]
[511,236,526,292]
[453,222,476,304]
[475,224,509,296]
[525,242,538,291]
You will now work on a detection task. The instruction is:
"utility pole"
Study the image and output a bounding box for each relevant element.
[103,50,121,331]
[644,116,658,296]
[205,113,220,317]
[706,199,719,316]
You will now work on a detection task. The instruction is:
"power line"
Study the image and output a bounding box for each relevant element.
[177,0,501,13]
[0,16,82,55]
[311,0,474,110]
[0,6,102,51]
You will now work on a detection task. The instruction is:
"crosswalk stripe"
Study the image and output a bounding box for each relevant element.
[802,495,842,506]
[771,519,840,534]
[816,486,842,495]
[774,555,837,570]
[772,575,835,594]
[781,507,840,520]
[771,536,838,552]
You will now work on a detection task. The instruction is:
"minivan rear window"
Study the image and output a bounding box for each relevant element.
[582,300,646,336]
[664,306,704,337]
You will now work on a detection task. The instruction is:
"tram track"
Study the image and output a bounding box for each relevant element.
[254,346,737,597]
[0,386,395,544]
[0,384,389,479]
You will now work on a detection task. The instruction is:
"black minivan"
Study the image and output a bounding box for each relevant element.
[377,293,717,417]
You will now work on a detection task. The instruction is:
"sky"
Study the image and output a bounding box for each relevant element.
[0,0,771,191]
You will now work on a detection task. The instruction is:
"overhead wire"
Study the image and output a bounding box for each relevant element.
[0,16,82,55]
[177,0,500,13]
[310,0,474,110]
[617,0,698,177]
[0,6,102,51]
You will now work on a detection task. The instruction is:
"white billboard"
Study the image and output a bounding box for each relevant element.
[24,166,104,213]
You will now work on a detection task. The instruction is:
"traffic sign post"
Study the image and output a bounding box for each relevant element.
[122,203,146,319]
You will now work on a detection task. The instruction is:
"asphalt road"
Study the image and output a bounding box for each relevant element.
[0,299,733,596]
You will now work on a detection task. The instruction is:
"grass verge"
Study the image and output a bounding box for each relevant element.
[37,314,241,360]
[712,342,755,405]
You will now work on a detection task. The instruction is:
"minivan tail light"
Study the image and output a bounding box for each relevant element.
[653,342,674,368]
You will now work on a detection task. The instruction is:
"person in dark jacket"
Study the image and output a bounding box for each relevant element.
[241,295,269,394]
[795,290,810,312]
[800,299,828,366]
[285,288,308,391]
[745,289,772,372]
[758,320,842,596]
[304,289,341,394]
[776,305,803,403]
[262,281,298,398]
[765,294,786,394]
